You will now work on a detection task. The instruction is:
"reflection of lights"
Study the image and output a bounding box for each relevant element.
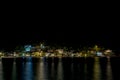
[37,62,47,80]
[12,62,16,80]
[24,62,33,80]
[93,59,101,80]
[106,62,113,80]
[0,52,2,55]
[25,57,32,62]
[57,62,63,80]
[0,62,3,80]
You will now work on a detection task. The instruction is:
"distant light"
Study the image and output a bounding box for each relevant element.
[57,49,63,54]
[105,50,112,53]
[24,45,32,52]
[40,44,45,49]
[22,53,25,56]
[96,52,103,56]
[85,54,87,57]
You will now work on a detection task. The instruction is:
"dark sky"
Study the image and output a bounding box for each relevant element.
[0,20,119,52]
[0,5,119,52]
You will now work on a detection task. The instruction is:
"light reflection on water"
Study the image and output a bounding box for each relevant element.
[106,61,113,80]
[37,61,47,80]
[0,57,119,80]
[12,62,16,80]
[0,62,3,80]
[57,61,63,80]
[93,58,101,80]
[24,62,33,80]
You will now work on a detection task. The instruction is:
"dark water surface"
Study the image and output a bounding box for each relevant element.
[0,57,120,80]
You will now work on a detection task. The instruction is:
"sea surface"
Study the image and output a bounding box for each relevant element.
[0,57,120,80]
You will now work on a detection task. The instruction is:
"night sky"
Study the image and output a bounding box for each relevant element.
[0,5,119,52]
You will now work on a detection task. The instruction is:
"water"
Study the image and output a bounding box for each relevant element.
[0,57,120,80]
